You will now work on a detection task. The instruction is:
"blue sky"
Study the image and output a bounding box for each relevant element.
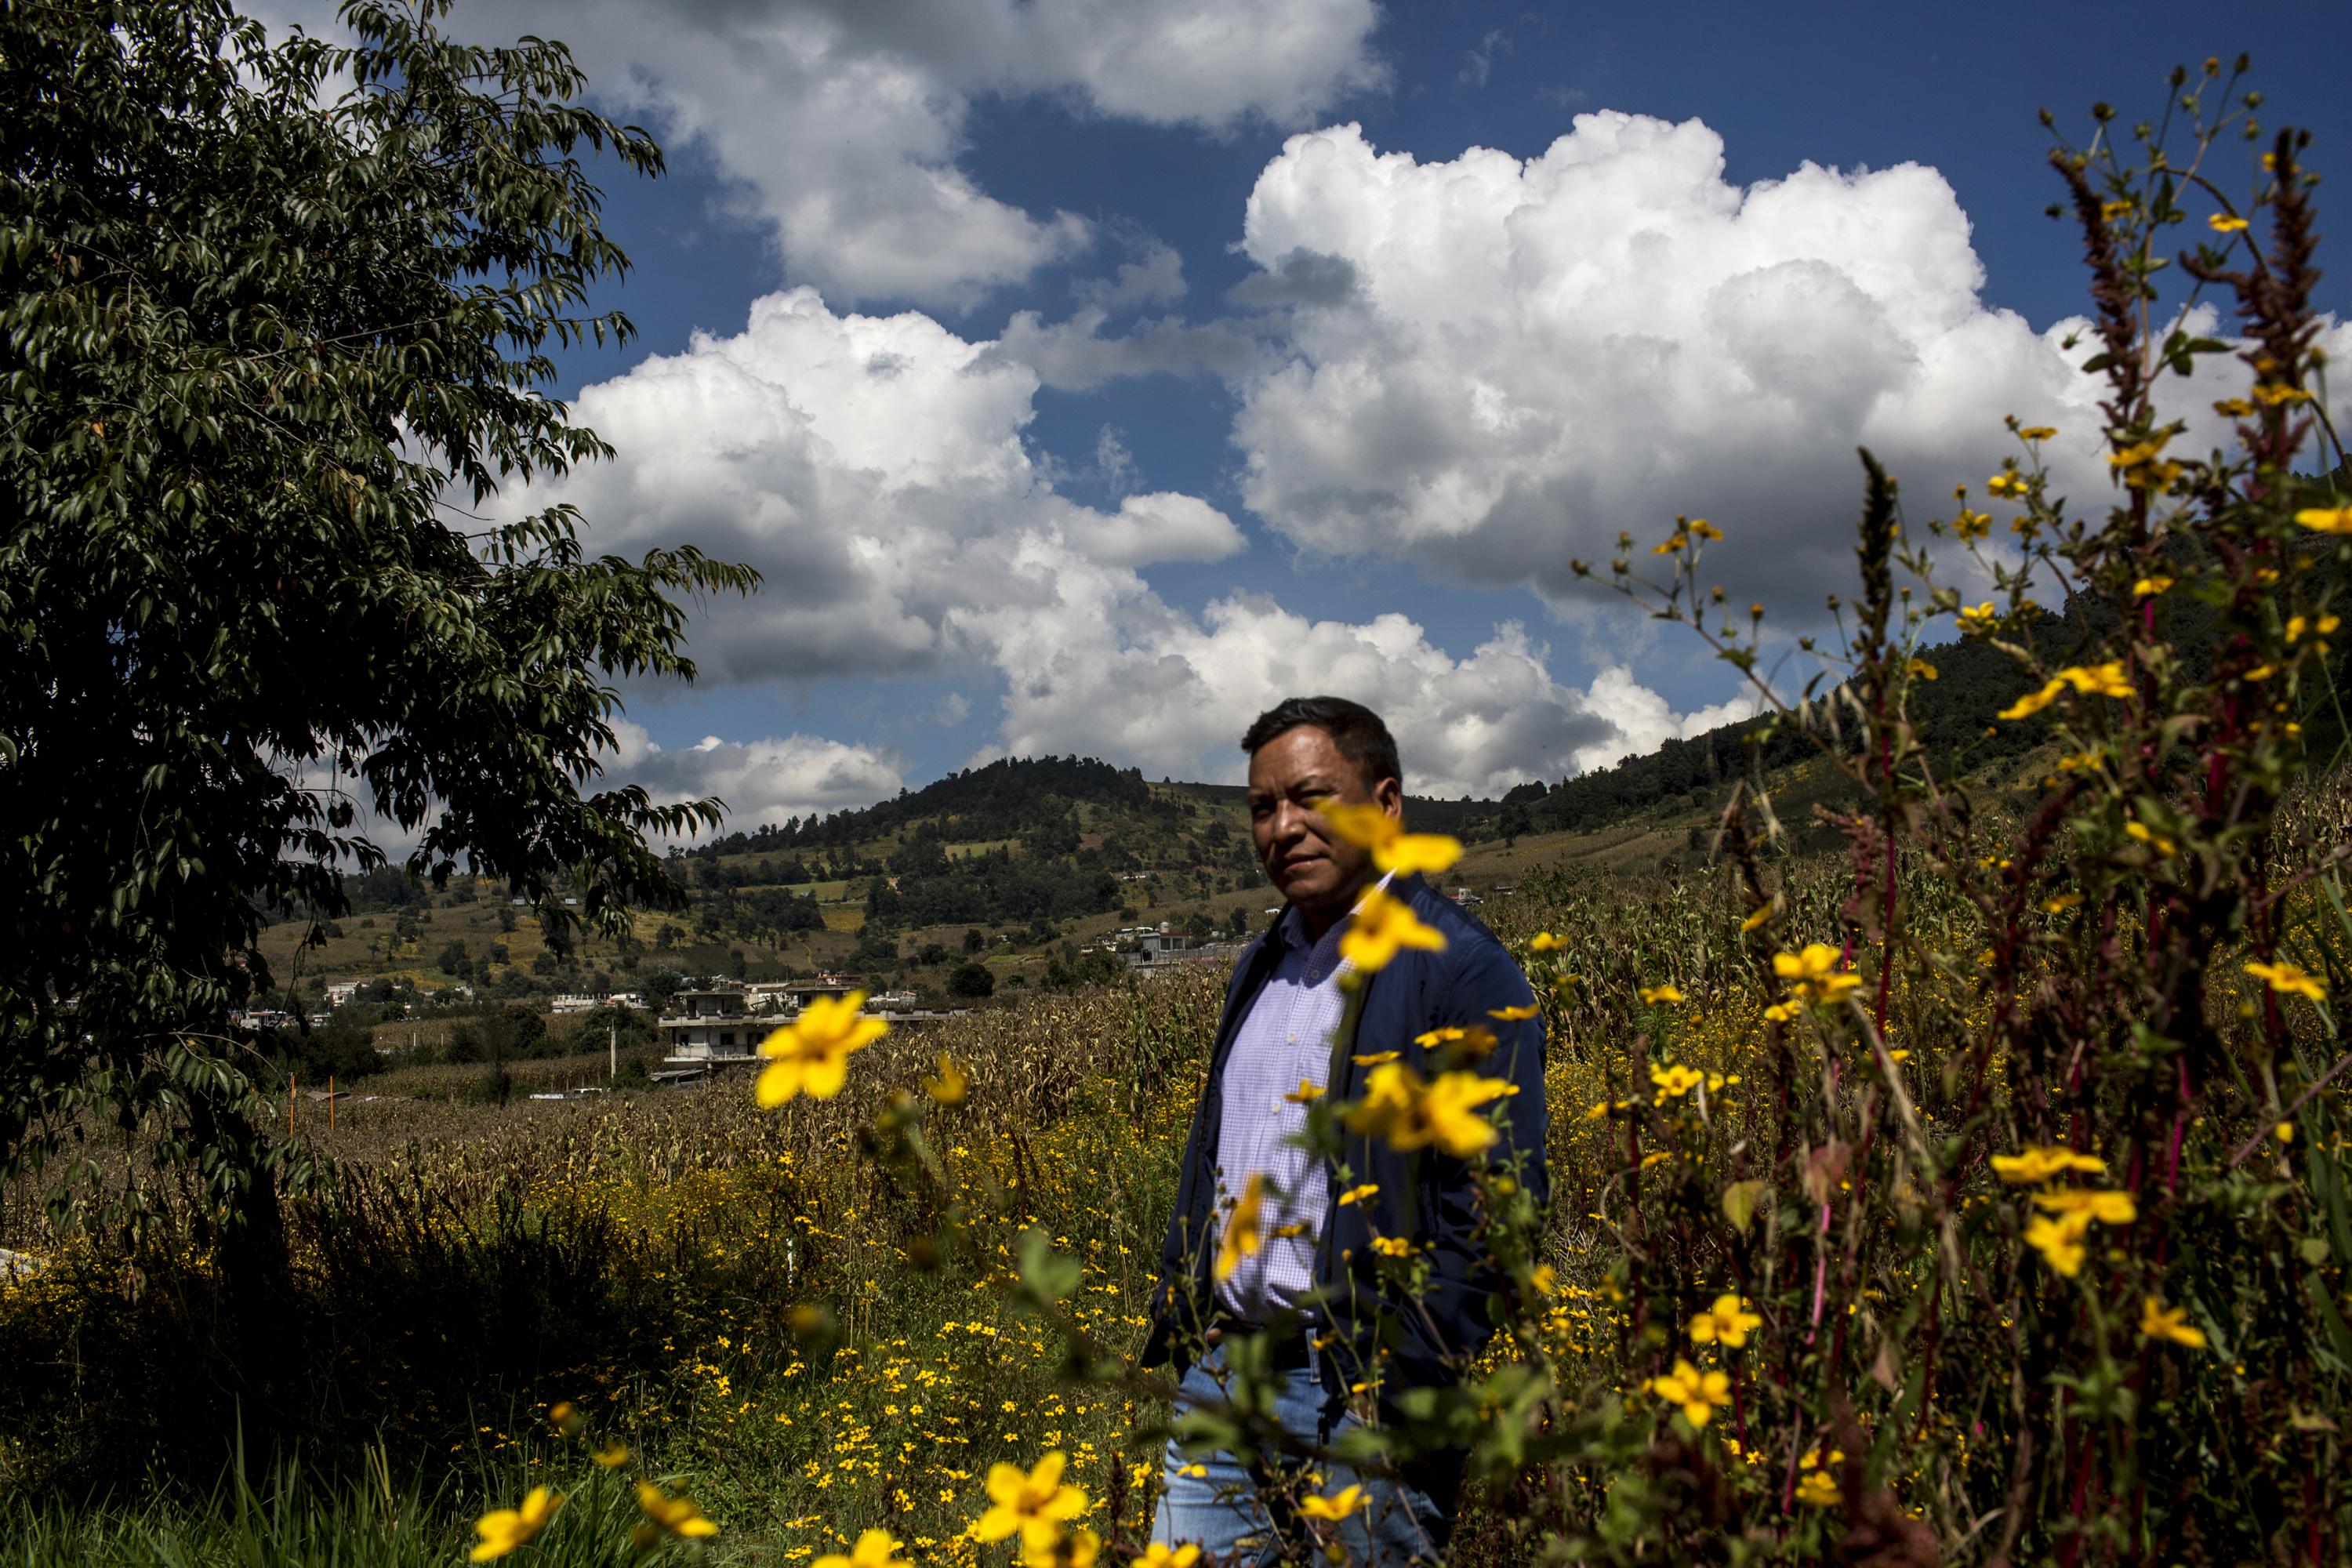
[285,0,2352,827]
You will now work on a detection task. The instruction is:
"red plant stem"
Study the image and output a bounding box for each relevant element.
[2060,1428,2096,1568]
[1876,826,1896,1035]
[2164,1056,2190,1195]
[1805,1203,1830,1346]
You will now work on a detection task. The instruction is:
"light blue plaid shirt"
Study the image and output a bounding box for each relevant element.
[1211,897,1359,1323]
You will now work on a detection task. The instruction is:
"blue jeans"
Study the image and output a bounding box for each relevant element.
[1152,1341,1456,1566]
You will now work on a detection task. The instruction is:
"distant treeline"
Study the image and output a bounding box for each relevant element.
[1509,628,2052,836]
[688,755,1160,858]
[1508,537,2352,838]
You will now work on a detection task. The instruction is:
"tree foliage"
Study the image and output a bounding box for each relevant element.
[0,0,753,1222]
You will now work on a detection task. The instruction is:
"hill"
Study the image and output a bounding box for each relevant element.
[274,597,2287,1022]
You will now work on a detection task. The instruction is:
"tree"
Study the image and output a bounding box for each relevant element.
[0,0,752,1274]
[946,961,996,1000]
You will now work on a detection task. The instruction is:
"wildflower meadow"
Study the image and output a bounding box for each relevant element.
[5,52,2352,1568]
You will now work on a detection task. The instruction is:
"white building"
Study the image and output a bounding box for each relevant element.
[325,980,363,1007]
[659,984,760,1066]
[744,981,798,1016]
[552,990,645,1014]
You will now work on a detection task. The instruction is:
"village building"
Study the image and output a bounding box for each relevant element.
[658,982,758,1066]
[550,990,647,1015]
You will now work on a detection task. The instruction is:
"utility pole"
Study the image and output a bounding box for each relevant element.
[610,1016,618,1081]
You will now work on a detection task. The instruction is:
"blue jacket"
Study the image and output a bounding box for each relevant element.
[1141,874,1550,1410]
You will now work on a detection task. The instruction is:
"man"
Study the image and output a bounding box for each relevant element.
[1142,696,1550,1564]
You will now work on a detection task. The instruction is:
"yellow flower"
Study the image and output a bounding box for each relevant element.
[1999,677,2064,721]
[1486,1003,1541,1022]
[2296,506,2352,534]
[1908,658,1939,681]
[1688,518,1723,541]
[1215,1174,1265,1283]
[547,1401,583,1437]
[1351,1050,1400,1065]
[1991,1145,2107,1184]
[1739,903,1774,933]
[1646,1359,1730,1427]
[2132,575,2174,596]
[1283,1078,1324,1104]
[1338,888,1447,974]
[756,992,887,1107]
[1370,1236,1417,1258]
[1639,983,1684,1005]
[2254,382,2311,407]
[1315,799,1464,877]
[2246,959,2328,1000]
[1029,1527,1102,1568]
[592,1442,630,1468]
[2108,434,2182,488]
[1299,1484,1366,1522]
[2001,661,2134,719]
[1528,931,1566,952]
[924,1054,969,1105]
[975,1454,1087,1554]
[1986,471,2028,499]
[2138,1297,2208,1348]
[1762,1000,1802,1025]
[2124,821,2178,856]
[1343,1062,1513,1158]
[2209,212,2249,233]
[1131,1546,1201,1568]
[2032,1188,2137,1225]
[2063,661,2135,698]
[2017,425,2057,441]
[2277,1120,2296,1145]
[1415,1024,1497,1058]
[1795,1469,1840,1506]
[1650,1063,1703,1098]
[471,1487,562,1562]
[1689,1294,1762,1349]
[1954,509,1994,541]
[1336,1182,1380,1207]
[636,1482,718,1541]
[1773,944,1860,1005]
[2024,1210,2092,1276]
[816,1528,914,1568]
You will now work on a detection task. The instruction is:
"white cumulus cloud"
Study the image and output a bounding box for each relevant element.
[445,0,1383,307]
[504,288,1738,804]
[602,721,905,833]
[523,287,1252,683]
[1225,115,2144,608]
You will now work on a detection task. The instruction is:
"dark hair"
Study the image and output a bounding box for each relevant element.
[1240,696,1402,793]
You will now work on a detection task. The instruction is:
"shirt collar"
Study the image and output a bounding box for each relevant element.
[1274,870,1398,955]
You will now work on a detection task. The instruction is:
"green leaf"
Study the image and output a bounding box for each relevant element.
[1015,1226,1081,1303]
[1722,1179,1769,1233]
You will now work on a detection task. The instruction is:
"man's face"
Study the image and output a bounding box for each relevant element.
[1247,725,1403,921]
